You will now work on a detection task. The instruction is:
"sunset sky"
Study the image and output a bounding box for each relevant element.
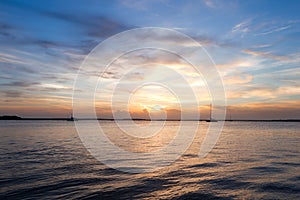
[0,0,299,119]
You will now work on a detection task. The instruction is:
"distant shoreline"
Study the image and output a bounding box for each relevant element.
[0,116,299,122]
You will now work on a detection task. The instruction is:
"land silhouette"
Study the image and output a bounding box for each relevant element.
[0,115,299,122]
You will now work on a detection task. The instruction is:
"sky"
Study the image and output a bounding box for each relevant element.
[0,0,299,119]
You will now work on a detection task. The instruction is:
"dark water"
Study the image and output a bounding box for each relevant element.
[0,121,299,199]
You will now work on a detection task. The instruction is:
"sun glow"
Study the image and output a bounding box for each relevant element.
[128,85,180,118]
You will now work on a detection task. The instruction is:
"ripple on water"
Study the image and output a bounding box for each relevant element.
[198,177,253,190]
[256,182,300,194]
[249,166,285,173]
[188,162,221,168]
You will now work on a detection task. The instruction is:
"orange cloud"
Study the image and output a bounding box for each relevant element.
[227,85,300,100]
[226,100,300,120]
[224,74,253,85]
[243,49,290,61]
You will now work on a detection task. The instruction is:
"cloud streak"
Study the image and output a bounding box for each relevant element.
[242,49,289,61]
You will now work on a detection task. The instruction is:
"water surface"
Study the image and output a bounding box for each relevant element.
[0,121,299,199]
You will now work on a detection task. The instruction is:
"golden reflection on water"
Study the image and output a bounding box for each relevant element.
[102,121,182,153]
[98,121,300,199]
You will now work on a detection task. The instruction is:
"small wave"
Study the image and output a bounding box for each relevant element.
[249,166,285,173]
[257,182,300,194]
[271,162,300,167]
[188,162,221,168]
[173,190,234,200]
[198,177,252,190]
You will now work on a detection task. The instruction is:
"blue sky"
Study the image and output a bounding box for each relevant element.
[0,0,299,119]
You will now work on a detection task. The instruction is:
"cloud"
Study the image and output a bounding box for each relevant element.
[251,44,272,48]
[243,49,290,61]
[91,48,197,82]
[216,59,256,70]
[0,75,16,81]
[101,27,232,49]
[227,87,277,99]
[164,108,181,119]
[0,26,76,51]
[192,34,235,47]
[203,0,216,8]
[242,50,300,71]
[273,67,300,77]
[256,25,291,36]
[0,21,15,38]
[231,18,253,35]
[120,0,173,11]
[256,67,300,82]
[4,91,23,98]
[0,19,71,50]
[231,17,299,38]
[2,0,132,39]
[277,86,300,95]
[233,100,300,111]
[203,0,238,10]
[0,52,25,64]
[0,3,132,55]
[100,71,122,80]
[227,85,300,100]
[43,11,132,38]
[1,81,39,87]
[255,19,299,36]
[113,48,187,66]
[120,0,149,10]
[224,73,253,85]
[227,100,300,120]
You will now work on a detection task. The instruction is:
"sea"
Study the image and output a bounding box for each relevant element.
[0,120,299,199]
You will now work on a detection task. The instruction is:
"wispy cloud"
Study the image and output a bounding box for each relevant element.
[231,18,253,37]
[227,84,300,100]
[224,73,253,85]
[1,81,39,87]
[0,52,24,64]
[256,25,291,36]
[255,19,299,36]
[227,87,277,99]
[120,0,150,10]
[43,11,132,39]
[0,21,15,38]
[242,49,289,61]
[0,1,132,56]
[252,43,272,48]
[203,0,217,8]
[227,100,300,120]
[4,90,23,98]
[231,17,299,38]
[242,49,300,66]
[277,86,300,95]
[203,0,238,10]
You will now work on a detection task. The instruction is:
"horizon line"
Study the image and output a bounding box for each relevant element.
[0,116,299,122]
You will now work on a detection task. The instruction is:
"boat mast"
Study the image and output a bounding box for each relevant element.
[210,103,212,121]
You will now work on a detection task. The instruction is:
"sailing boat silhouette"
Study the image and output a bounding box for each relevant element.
[67,113,77,121]
[206,104,218,122]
